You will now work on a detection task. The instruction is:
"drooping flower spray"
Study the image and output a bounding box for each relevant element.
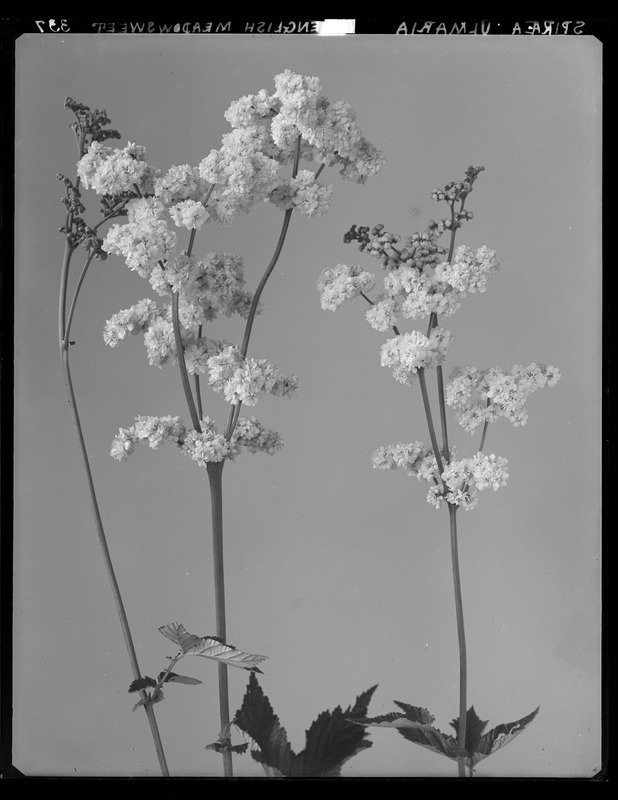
[60,72,384,776]
[317,167,560,777]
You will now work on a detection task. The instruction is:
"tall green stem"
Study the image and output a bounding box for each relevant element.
[206,461,233,777]
[448,504,468,778]
[224,136,302,441]
[59,321,169,777]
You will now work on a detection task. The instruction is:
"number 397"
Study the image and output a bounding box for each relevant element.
[36,19,70,33]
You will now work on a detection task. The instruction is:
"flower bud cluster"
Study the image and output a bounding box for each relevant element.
[65,97,121,146]
[446,363,561,431]
[430,166,485,204]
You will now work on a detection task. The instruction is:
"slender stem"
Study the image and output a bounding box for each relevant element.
[194,325,204,420]
[60,345,169,776]
[171,229,202,431]
[436,365,450,464]
[206,461,233,777]
[418,368,445,483]
[172,291,201,432]
[223,137,303,441]
[63,251,96,347]
[448,504,468,778]
[58,159,169,772]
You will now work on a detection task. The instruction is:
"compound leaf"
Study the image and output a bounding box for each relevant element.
[159,622,267,672]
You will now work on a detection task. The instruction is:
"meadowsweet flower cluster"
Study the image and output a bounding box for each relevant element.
[111,414,283,466]
[77,141,158,197]
[372,442,509,510]
[435,245,499,295]
[103,198,177,279]
[426,453,509,511]
[199,68,384,223]
[446,363,561,431]
[380,328,452,385]
[207,346,298,406]
[317,263,376,311]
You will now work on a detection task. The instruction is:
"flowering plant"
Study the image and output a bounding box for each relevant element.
[57,72,383,777]
[317,167,560,777]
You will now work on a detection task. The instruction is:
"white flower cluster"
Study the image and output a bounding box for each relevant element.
[199,69,384,223]
[380,328,452,385]
[103,299,232,371]
[446,363,561,432]
[426,453,509,511]
[147,251,255,327]
[207,346,298,406]
[372,442,509,511]
[77,141,158,196]
[103,298,161,347]
[317,263,376,311]
[110,415,186,461]
[103,197,177,279]
[362,245,499,332]
[110,414,283,466]
[435,245,499,295]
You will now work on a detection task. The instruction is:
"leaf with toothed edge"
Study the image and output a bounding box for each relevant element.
[157,671,202,686]
[234,673,377,777]
[469,706,540,766]
[128,676,157,693]
[354,701,540,768]
[158,622,267,672]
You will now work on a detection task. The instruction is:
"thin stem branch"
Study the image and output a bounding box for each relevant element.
[418,368,445,484]
[172,292,201,432]
[223,136,303,441]
[171,229,202,432]
[448,504,468,778]
[62,251,96,348]
[194,326,204,420]
[60,343,169,776]
[206,461,232,777]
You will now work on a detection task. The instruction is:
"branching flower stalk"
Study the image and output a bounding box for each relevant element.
[93,71,384,776]
[57,98,169,776]
[318,167,560,776]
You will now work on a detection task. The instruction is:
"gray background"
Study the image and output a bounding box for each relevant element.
[14,33,601,777]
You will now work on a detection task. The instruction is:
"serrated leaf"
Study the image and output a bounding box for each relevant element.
[158,622,267,672]
[471,706,540,766]
[158,670,203,686]
[132,690,164,712]
[234,673,296,776]
[128,676,157,693]
[234,674,376,777]
[355,702,458,761]
[205,741,249,755]
[357,702,539,770]
[450,706,489,758]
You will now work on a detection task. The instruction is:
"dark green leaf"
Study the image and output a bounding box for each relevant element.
[289,684,377,777]
[356,702,458,761]
[158,671,203,686]
[159,622,266,672]
[128,676,157,693]
[205,741,249,754]
[234,674,377,777]
[450,706,489,758]
[234,673,296,776]
[471,706,540,766]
